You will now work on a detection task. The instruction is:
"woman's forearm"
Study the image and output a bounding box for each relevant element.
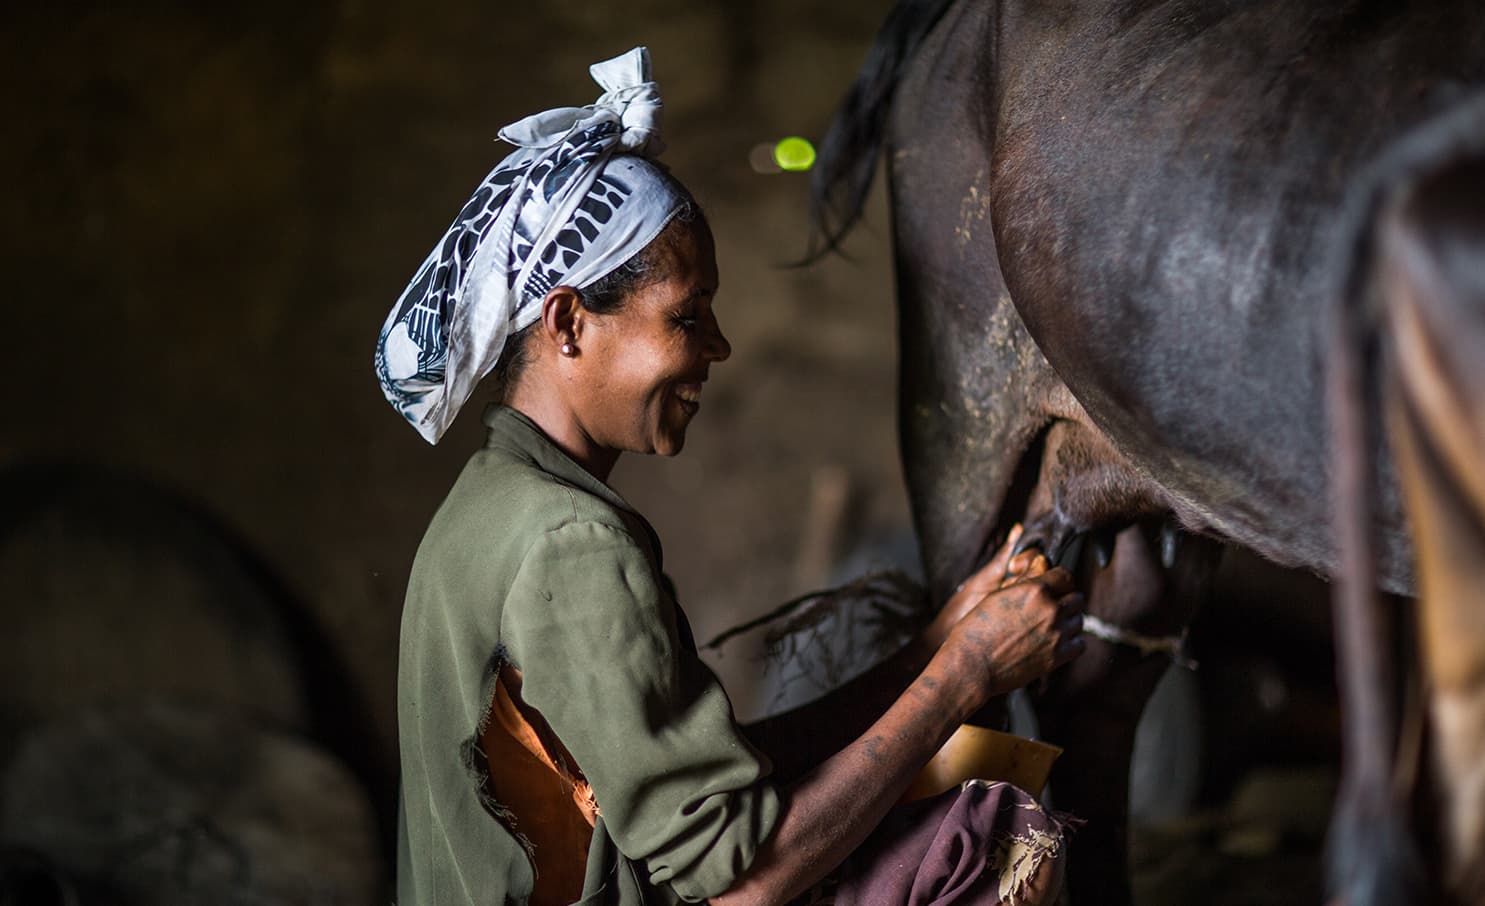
[740,633,936,782]
[713,644,979,906]
[741,533,1049,783]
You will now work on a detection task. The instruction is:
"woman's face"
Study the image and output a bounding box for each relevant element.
[575,223,730,458]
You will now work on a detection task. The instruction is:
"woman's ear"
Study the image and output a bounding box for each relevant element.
[540,286,585,353]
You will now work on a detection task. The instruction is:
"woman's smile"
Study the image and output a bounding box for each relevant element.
[673,381,703,413]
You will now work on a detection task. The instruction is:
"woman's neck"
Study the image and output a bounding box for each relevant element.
[503,390,620,483]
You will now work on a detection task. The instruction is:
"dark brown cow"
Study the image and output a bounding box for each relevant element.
[810,1,1484,902]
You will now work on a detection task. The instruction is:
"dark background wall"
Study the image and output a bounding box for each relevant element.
[1,0,909,772]
[1,9,1353,905]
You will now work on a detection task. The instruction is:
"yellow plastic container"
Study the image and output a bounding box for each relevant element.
[900,725,1062,803]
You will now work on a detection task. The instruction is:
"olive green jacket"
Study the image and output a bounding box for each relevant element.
[396,406,780,906]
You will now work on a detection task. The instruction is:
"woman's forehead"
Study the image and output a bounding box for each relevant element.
[656,222,719,287]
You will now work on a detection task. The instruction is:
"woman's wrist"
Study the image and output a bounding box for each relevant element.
[921,638,990,725]
[919,597,965,653]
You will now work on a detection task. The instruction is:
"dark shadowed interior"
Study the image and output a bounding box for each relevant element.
[1,2,1347,904]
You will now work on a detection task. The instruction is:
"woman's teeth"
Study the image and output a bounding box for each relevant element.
[675,384,702,403]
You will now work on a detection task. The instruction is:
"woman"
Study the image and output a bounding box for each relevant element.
[377,48,1086,906]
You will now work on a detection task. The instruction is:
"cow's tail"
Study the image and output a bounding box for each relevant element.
[806,0,957,260]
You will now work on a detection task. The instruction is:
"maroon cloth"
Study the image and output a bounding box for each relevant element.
[796,781,1066,906]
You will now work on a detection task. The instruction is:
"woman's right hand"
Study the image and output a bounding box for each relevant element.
[947,567,1085,699]
[934,526,1087,701]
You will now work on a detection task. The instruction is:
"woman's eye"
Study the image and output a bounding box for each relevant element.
[673,315,698,332]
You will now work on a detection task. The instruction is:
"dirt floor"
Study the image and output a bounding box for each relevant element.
[1,1,1343,902]
[1129,768,1334,906]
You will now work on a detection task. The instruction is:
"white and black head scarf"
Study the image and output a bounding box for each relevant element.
[374,46,690,444]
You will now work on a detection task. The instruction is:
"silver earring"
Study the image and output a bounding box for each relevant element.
[560,342,576,357]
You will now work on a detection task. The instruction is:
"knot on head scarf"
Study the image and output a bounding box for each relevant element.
[375,46,690,444]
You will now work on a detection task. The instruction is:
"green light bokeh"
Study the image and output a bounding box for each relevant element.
[773,137,816,172]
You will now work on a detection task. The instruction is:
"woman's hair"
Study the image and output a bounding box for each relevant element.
[490,193,706,397]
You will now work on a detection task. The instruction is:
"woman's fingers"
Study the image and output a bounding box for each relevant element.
[1055,634,1087,661]
[981,523,1024,579]
[1000,549,1050,587]
[1053,599,1086,664]
[957,524,1027,596]
[1038,567,1076,597]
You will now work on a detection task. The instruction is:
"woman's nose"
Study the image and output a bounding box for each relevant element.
[705,317,731,362]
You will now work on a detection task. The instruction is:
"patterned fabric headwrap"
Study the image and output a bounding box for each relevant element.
[374,46,688,444]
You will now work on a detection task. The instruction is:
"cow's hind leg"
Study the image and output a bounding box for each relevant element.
[1381,142,1485,902]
